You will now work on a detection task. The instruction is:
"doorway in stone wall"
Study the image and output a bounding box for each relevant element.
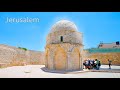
[54,47,67,70]
[71,48,80,70]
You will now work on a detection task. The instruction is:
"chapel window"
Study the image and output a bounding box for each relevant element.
[60,36,63,42]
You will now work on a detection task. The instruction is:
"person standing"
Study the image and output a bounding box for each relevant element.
[83,60,86,69]
[94,59,98,70]
[108,59,112,69]
[90,60,94,69]
[98,60,101,70]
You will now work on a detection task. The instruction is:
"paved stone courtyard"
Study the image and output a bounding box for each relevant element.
[0,65,120,78]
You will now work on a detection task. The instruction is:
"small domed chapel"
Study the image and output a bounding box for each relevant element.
[45,20,84,71]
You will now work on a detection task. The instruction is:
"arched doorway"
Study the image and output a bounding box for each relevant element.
[54,47,67,70]
[71,48,80,70]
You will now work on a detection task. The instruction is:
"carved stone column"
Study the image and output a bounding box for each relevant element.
[49,46,55,70]
[80,46,83,70]
[67,51,72,70]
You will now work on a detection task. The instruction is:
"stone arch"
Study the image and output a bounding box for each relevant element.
[54,46,67,70]
[71,48,80,70]
[45,48,50,68]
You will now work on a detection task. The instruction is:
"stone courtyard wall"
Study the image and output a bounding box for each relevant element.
[0,44,45,67]
[83,50,120,65]
[1,44,120,68]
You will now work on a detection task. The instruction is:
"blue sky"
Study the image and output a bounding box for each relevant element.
[0,12,120,51]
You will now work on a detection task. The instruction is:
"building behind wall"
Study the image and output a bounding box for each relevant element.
[98,41,120,48]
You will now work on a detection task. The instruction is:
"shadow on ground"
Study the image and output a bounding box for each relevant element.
[41,67,83,74]
[41,66,120,74]
[90,68,120,73]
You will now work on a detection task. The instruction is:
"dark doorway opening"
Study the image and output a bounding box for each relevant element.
[60,36,63,42]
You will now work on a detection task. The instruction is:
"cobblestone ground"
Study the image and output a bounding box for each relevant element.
[0,65,120,78]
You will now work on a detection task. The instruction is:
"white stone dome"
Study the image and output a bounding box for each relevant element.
[50,20,78,33]
[46,19,83,45]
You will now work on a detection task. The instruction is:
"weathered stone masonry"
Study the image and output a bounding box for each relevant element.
[83,49,120,65]
[45,20,84,70]
[0,44,45,66]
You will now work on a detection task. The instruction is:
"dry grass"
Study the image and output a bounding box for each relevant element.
[0,60,45,68]
[0,63,8,68]
[8,60,26,67]
[27,61,41,65]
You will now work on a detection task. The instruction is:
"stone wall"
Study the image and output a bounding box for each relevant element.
[46,30,83,45]
[28,50,45,65]
[0,44,45,67]
[45,43,83,70]
[83,50,120,65]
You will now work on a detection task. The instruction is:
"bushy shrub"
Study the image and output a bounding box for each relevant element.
[18,47,27,51]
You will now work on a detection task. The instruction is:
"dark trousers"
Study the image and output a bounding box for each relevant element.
[109,64,111,69]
